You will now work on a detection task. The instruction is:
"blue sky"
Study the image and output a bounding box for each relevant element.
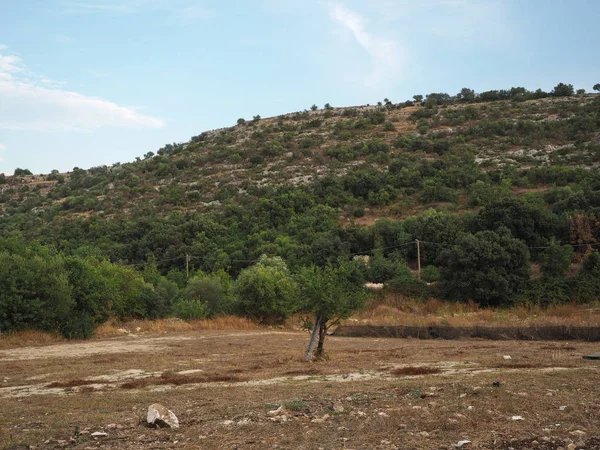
[0,0,598,174]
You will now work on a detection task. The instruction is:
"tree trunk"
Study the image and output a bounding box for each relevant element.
[315,316,328,358]
[304,313,322,361]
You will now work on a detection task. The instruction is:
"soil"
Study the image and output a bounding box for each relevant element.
[0,329,599,449]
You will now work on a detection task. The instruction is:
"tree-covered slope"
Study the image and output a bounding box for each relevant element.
[1,85,600,338]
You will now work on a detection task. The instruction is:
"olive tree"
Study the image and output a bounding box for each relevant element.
[297,259,367,361]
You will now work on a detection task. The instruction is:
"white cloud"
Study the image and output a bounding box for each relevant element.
[326,2,404,87]
[0,46,164,132]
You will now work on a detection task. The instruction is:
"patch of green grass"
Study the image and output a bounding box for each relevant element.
[283,398,309,411]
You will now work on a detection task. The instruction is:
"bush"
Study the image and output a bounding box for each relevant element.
[234,255,298,324]
[173,299,208,321]
[185,272,232,316]
[421,265,440,282]
[368,254,409,283]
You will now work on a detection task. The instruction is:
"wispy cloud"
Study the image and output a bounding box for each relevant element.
[0,46,164,132]
[326,2,404,87]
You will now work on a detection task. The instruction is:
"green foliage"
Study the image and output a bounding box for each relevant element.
[552,83,575,97]
[173,298,208,321]
[367,253,409,283]
[234,255,298,324]
[439,229,530,306]
[13,168,33,176]
[296,259,367,321]
[185,271,232,316]
[475,197,565,250]
[540,240,574,278]
[421,265,440,282]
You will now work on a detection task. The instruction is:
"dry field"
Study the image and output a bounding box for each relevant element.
[1,323,599,450]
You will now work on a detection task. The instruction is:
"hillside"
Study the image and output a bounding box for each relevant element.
[1,86,600,338]
[2,92,599,223]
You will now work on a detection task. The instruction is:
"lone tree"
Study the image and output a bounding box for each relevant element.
[298,259,367,361]
[594,83,600,92]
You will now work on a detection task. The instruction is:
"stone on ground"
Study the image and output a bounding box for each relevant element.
[147,403,179,429]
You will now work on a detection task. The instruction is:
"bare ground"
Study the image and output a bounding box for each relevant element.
[1,329,599,449]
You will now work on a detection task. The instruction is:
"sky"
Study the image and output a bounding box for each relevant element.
[0,0,599,175]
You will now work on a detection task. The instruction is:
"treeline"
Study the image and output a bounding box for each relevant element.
[0,235,368,339]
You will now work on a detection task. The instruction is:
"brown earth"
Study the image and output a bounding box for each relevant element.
[0,329,599,449]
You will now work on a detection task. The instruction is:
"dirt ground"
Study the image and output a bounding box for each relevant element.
[1,330,599,450]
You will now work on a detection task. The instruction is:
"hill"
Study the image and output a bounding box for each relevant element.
[1,85,600,338]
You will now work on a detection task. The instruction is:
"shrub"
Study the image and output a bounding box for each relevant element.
[234,255,298,324]
[173,299,209,321]
[421,265,440,282]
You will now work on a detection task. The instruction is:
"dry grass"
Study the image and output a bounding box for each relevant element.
[1,329,599,449]
[351,295,600,329]
[94,316,259,337]
[0,330,63,349]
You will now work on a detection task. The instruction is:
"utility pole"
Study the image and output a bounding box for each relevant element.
[186,253,190,279]
[415,239,421,281]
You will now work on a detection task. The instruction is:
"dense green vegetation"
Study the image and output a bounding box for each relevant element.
[1,85,600,338]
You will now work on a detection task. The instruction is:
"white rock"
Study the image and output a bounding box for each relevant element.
[267,406,284,416]
[91,432,107,437]
[510,416,524,421]
[503,355,512,360]
[147,403,179,429]
[419,431,430,437]
[378,412,389,417]
[222,420,234,426]
[570,430,587,437]
[456,440,471,448]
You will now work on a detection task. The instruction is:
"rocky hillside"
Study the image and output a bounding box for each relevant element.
[1,91,599,223]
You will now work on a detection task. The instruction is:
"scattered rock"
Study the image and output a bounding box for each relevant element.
[267,406,284,416]
[332,402,344,413]
[378,412,389,418]
[503,355,512,360]
[419,431,430,437]
[222,420,234,426]
[559,406,568,411]
[570,430,587,437]
[91,432,108,437]
[311,414,330,423]
[511,416,524,421]
[147,403,179,429]
[456,440,471,448]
